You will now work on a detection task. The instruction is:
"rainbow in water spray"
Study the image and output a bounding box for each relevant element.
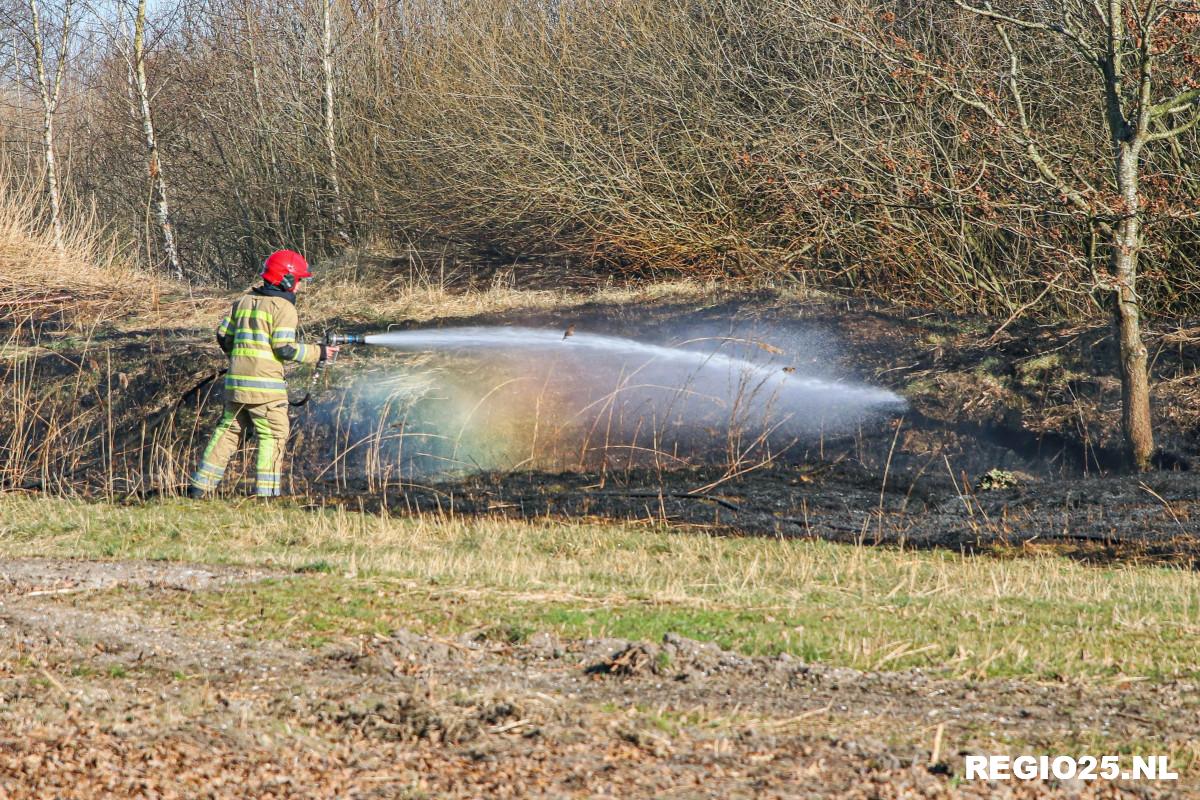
[319,326,907,473]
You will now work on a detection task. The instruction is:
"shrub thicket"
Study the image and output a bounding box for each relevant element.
[3,0,1198,318]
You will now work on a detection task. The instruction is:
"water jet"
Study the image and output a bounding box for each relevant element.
[305,325,907,481]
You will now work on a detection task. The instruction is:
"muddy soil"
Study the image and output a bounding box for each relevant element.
[0,558,1193,798]
[0,557,277,596]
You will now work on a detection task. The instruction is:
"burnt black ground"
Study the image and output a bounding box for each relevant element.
[7,292,1199,550]
[321,461,1199,560]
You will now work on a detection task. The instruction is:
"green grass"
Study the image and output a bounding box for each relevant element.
[3,495,1200,680]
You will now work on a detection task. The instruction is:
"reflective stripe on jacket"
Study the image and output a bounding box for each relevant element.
[216,286,321,404]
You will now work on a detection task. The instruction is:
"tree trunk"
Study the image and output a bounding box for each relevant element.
[1112,146,1154,470]
[40,105,63,248]
[321,0,348,242]
[133,0,182,281]
[28,0,64,250]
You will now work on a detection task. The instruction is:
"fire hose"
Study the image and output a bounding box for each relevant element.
[289,332,366,407]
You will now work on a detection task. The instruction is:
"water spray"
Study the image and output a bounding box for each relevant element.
[289,324,907,480]
[358,326,906,412]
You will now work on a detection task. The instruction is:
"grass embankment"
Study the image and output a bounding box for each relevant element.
[115,270,726,336]
[3,495,1198,682]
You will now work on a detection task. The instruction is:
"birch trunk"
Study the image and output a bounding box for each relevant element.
[321,0,348,241]
[27,0,66,249]
[39,99,63,249]
[133,0,183,280]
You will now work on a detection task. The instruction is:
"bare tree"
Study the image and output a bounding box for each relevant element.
[130,0,182,279]
[21,0,74,249]
[797,1,1200,470]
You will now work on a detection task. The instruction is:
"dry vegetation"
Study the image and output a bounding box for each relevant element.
[0,171,143,326]
[0,163,157,492]
[298,256,724,328]
[0,0,1194,319]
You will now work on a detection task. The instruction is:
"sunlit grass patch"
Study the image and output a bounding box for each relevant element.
[3,495,1199,681]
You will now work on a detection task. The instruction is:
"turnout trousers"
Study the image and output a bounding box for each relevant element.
[190,400,290,497]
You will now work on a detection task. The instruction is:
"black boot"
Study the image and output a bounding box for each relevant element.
[186,486,207,500]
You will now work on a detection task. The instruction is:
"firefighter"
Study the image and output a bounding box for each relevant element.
[187,250,338,498]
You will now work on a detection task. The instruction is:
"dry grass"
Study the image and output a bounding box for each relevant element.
[0,171,166,492]
[117,256,727,335]
[0,170,153,489]
[0,323,124,493]
[4,494,1200,680]
[299,265,723,329]
[0,171,148,328]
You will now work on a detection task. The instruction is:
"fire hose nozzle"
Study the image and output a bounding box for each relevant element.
[325,332,365,346]
[290,331,365,406]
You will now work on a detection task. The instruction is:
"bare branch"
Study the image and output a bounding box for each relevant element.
[951,0,1100,62]
[50,0,71,107]
[986,13,1109,226]
[1150,87,1200,117]
[1107,1,1126,82]
[1132,0,1157,138]
[1146,106,1200,141]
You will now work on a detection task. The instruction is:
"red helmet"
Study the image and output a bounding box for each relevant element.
[261,249,312,289]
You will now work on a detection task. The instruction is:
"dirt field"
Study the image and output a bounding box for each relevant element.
[1,557,1194,799]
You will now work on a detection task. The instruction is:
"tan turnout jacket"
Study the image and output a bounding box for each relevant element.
[216,286,322,404]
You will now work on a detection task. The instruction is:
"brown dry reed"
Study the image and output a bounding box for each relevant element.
[0,166,142,327]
